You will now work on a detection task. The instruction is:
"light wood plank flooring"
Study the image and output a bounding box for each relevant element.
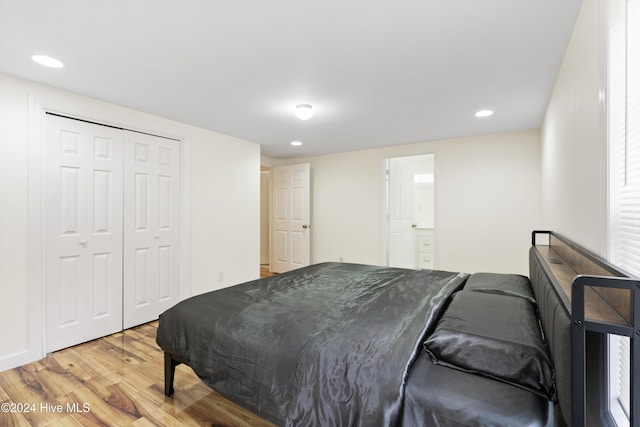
[259,266,272,278]
[0,322,275,427]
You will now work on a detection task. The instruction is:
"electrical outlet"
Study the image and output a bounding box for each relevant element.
[218,271,224,282]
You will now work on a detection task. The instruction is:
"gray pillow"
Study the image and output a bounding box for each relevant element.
[464,272,536,303]
[423,291,556,400]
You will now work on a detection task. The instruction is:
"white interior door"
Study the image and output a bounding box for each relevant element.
[45,115,124,352]
[123,131,180,328]
[271,163,310,273]
[388,158,416,269]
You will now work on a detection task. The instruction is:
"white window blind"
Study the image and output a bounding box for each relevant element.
[609,0,639,424]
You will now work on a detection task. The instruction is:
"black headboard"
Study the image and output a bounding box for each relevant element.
[529,230,640,427]
[529,245,573,426]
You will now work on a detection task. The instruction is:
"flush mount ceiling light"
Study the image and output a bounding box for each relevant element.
[475,109,494,118]
[295,104,314,120]
[32,54,64,68]
[290,141,303,146]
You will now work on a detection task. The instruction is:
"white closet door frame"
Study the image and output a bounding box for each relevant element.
[17,97,191,371]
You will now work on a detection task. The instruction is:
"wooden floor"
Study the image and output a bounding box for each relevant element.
[0,324,275,426]
[259,265,272,278]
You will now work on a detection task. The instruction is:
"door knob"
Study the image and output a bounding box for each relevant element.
[154,234,160,239]
[302,224,310,229]
[79,240,87,247]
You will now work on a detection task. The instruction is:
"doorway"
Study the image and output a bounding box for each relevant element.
[260,167,271,276]
[384,154,435,269]
[270,163,311,273]
[260,163,312,274]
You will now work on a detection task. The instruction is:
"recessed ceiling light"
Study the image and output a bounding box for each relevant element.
[291,141,303,146]
[475,109,494,118]
[32,54,64,68]
[295,104,314,120]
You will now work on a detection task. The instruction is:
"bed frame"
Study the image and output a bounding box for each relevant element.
[162,231,639,427]
[531,230,639,426]
[163,352,188,397]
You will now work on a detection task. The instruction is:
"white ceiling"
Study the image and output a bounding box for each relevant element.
[0,0,582,159]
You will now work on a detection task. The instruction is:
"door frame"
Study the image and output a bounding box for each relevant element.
[23,95,191,367]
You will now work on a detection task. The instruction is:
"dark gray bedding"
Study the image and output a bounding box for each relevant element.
[156,262,468,426]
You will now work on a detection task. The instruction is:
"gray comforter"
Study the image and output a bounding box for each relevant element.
[156,262,467,426]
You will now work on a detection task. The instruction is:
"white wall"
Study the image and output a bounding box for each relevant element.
[190,129,260,295]
[0,73,260,370]
[541,0,607,256]
[275,129,541,275]
[0,75,30,365]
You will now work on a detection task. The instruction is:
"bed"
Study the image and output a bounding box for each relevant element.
[156,232,639,426]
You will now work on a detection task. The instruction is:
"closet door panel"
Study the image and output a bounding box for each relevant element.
[123,131,180,328]
[45,115,124,353]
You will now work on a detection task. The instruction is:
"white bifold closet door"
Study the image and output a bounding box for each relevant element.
[45,115,125,353]
[45,115,180,353]
[122,131,180,329]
